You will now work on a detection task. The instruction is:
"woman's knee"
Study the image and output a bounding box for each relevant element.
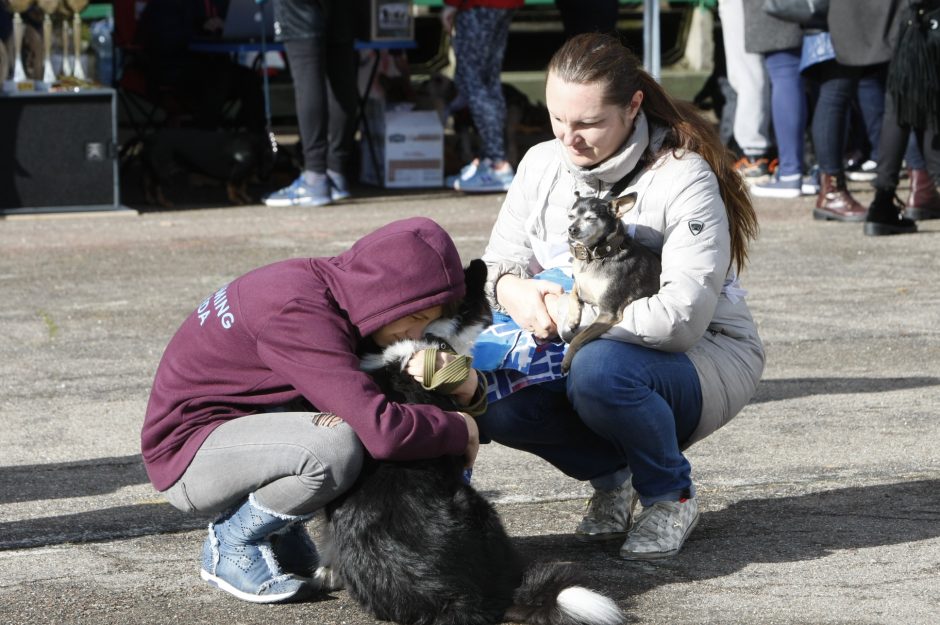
[313,420,364,493]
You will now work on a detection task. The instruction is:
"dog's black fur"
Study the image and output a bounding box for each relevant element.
[562,192,662,372]
[138,127,273,207]
[321,259,623,625]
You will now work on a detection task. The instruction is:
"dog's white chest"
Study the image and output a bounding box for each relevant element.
[572,260,611,305]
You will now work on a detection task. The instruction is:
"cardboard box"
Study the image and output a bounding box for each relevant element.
[370,0,414,41]
[360,102,444,189]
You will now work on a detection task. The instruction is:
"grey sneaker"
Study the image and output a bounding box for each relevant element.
[575,480,638,541]
[619,496,700,560]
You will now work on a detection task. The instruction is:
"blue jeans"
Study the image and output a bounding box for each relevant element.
[765,49,806,177]
[476,339,703,505]
[808,61,861,174]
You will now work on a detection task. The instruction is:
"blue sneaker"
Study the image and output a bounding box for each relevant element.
[326,169,351,201]
[263,175,331,207]
[750,173,802,199]
[456,161,514,193]
[802,165,820,195]
[200,493,310,603]
[270,520,320,580]
[445,159,485,190]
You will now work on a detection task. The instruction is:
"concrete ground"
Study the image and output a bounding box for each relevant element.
[1,179,938,625]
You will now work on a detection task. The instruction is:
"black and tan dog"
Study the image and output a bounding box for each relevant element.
[562,192,662,372]
[317,260,624,625]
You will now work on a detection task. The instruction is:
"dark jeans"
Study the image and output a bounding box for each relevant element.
[476,339,702,505]
[765,48,805,177]
[808,61,861,175]
[874,93,940,191]
[283,36,358,175]
[853,64,924,168]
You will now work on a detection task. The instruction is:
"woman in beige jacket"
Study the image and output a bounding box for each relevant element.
[477,33,765,559]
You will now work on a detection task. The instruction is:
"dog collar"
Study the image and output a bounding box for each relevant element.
[570,231,626,261]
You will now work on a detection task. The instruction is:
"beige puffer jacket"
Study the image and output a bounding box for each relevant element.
[481,110,765,446]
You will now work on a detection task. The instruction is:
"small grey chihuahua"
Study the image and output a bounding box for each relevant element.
[562,191,662,372]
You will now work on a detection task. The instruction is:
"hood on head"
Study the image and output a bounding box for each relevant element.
[320,217,466,338]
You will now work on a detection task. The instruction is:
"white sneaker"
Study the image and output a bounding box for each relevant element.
[619,495,699,560]
[575,480,638,541]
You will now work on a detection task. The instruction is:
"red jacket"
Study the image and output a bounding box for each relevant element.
[445,0,525,9]
[141,218,469,491]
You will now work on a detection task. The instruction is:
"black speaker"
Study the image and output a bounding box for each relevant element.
[0,89,122,215]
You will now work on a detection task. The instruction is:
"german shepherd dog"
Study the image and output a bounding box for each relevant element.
[562,192,662,372]
[319,259,624,625]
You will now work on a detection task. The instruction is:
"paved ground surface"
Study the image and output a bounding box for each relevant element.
[1,179,939,625]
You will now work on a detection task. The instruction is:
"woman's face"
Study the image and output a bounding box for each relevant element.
[371,305,444,347]
[546,73,643,168]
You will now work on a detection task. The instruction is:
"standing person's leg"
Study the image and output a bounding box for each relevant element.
[902,130,940,220]
[864,90,917,235]
[264,36,333,207]
[752,48,806,198]
[848,64,888,180]
[718,0,772,178]
[163,412,364,602]
[452,7,515,192]
[811,61,867,221]
[323,3,358,200]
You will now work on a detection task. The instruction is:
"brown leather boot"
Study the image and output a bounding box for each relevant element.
[904,168,940,221]
[813,172,867,222]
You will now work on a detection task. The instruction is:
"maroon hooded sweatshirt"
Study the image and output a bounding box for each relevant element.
[141,217,469,491]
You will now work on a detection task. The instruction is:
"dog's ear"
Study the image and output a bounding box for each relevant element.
[610,192,638,218]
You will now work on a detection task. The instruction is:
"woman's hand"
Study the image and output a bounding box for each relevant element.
[496,275,564,340]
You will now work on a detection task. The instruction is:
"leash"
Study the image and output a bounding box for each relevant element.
[605,155,648,199]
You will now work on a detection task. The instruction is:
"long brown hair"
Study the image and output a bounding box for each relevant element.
[548,33,758,272]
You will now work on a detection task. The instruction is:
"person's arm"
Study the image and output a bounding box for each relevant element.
[481,145,563,338]
[256,302,471,462]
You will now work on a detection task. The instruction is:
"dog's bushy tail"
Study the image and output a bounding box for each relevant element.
[505,563,624,625]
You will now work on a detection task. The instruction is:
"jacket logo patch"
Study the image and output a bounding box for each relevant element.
[689,220,704,236]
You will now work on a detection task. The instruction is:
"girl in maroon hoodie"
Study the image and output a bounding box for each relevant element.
[141,217,481,603]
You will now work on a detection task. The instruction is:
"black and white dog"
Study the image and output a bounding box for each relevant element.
[562,192,662,372]
[319,259,624,625]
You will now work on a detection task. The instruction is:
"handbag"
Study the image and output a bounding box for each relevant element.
[763,0,829,26]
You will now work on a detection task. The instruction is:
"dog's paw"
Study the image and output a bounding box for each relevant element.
[312,565,345,592]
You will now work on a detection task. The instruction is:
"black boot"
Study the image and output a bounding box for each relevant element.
[864,187,918,236]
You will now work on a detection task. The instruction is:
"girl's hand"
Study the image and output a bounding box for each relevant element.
[405,349,479,402]
[496,275,564,340]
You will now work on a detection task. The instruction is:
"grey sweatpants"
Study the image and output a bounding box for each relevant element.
[718,0,772,156]
[161,412,364,517]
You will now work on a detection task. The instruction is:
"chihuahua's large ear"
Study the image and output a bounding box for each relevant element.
[609,192,638,218]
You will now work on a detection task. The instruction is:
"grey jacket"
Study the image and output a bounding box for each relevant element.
[482,111,765,446]
[743,0,803,54]
[828,0,903,66]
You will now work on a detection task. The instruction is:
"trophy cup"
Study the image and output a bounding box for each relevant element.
[8,0,35,86]
[60,12,72,76]
[36,0,59,83]
[66,0,88,79]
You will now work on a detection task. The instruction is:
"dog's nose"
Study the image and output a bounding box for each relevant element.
[568,225,579,237]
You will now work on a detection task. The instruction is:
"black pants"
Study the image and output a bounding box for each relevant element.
[283,36,358,175]
[874,93,940,191]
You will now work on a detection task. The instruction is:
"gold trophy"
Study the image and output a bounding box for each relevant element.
[66,0,88,79]
[60,11,72,76]
[8,0,35,86]
[36,0,59,83]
